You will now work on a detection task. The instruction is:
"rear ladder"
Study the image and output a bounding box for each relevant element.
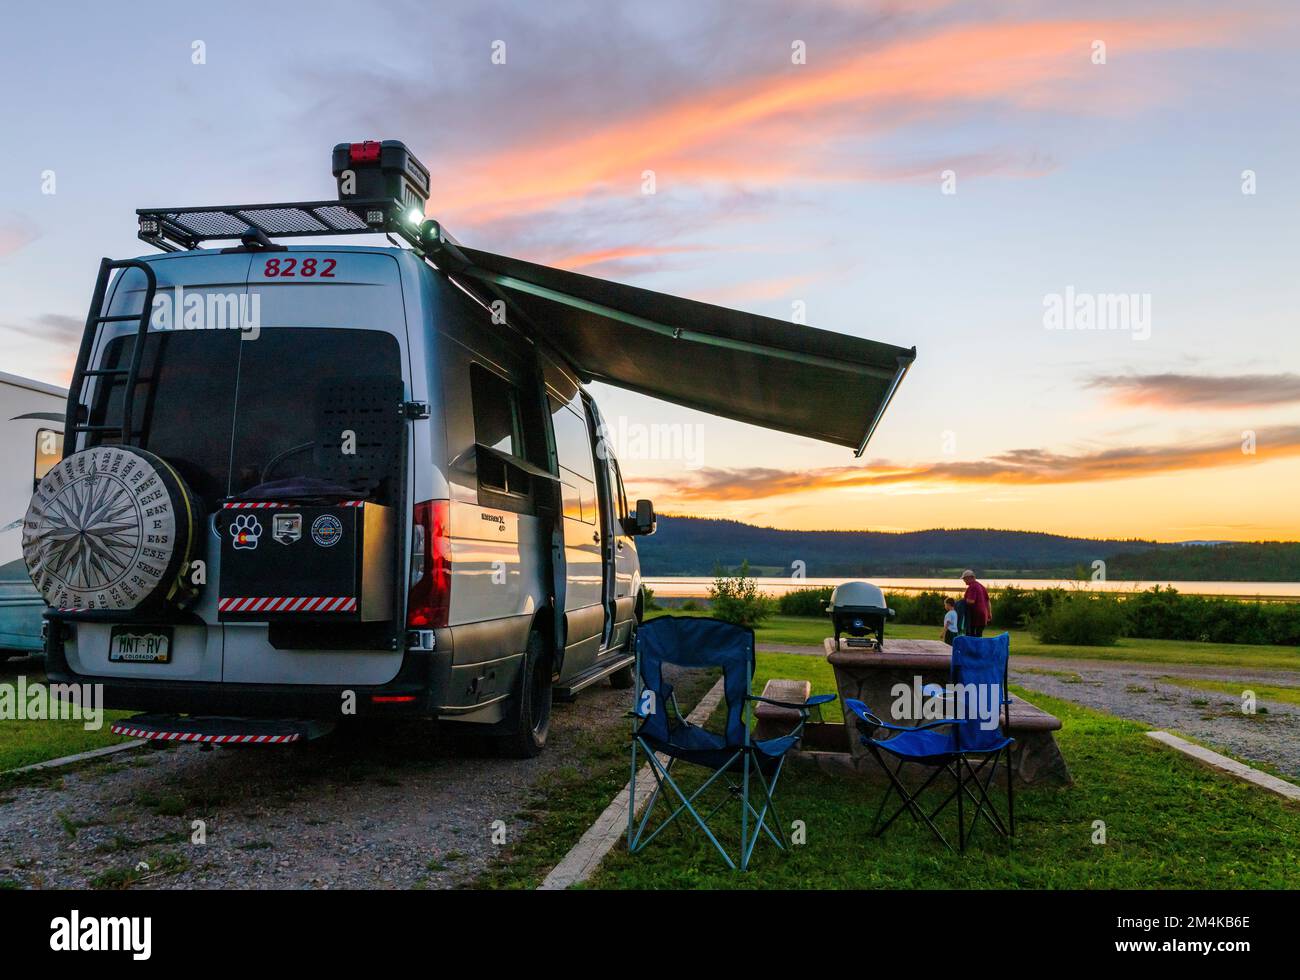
[63,257,158,456]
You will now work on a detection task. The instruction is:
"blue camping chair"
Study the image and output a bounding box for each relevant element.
[627,616,835,870]
[846,632,1015,852]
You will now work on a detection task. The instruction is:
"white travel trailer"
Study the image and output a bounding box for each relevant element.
[21,140,913,755]
[1,371,65,657]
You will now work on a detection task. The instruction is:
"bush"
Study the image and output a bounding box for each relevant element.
[989,585,1043,630]
[680,599,701,612]
[886,591,952,627]
[707,560,775,629]
[640,585,660,612]
[1031,591,1127,646]
[777,587,833,617]
[1125,587,1300,646]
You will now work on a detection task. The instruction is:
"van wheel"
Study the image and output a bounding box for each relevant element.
[495,629,552,759]
[608,624,636,689]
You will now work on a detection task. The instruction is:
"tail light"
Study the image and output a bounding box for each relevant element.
[407,500,450,629]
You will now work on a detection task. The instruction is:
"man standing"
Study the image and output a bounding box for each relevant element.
[961,569,991,637]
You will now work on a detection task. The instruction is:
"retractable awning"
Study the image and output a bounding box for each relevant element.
[446,245,916,456]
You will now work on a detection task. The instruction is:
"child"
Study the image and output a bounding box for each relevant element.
[941,597,958,646]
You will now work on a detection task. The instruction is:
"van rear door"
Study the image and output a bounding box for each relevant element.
[221,250,412,686]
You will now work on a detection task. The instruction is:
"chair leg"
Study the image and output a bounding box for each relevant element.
[629,740,671,852]
[869,747,953,851]
[957,752,965,853]
[635,750,739,863]
[645,750,740,867]
[740,751,752,871]
[1007,746,1016,839]
[952,754,1011,849]
[742,755,788,868]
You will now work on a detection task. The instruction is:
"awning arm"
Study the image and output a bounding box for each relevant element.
[856,352,915,457]
[456,264,900,382]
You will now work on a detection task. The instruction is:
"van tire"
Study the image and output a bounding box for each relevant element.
[494,629,552,759]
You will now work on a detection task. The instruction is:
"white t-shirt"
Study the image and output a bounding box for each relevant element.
[943,610,958,633]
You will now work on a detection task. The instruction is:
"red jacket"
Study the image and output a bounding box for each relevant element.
[964,581,991,627]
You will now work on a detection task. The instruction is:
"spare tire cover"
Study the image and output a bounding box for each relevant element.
[22,445,202,612]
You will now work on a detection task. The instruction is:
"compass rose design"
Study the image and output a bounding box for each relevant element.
[28,457,142,593]
[22,445,189,615]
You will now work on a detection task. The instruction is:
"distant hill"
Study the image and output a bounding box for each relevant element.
[636,517,1300,581]
[1103,542,1300,582]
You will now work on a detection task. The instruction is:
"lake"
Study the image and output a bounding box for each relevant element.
[643,576,1300,601]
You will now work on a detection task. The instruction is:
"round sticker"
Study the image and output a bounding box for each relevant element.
[311,514,343,548]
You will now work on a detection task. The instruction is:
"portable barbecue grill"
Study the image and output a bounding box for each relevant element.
[827,581,895,650]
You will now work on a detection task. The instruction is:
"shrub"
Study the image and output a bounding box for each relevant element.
[640,585,660,612]
[777,587,833,617]
[680,599,701,612]
[989,585,1044,630]
[707,560,775,629]
[1125,587,1300,646]
[886,591,952,627]
[1031,591,1127,646]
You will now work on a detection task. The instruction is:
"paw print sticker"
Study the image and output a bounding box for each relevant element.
[230,514,262,550]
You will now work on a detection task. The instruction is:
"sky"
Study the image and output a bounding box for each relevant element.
[1,0,1297,541]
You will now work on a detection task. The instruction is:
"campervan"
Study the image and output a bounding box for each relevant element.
[22,140,913,756]
[1,372,64,657]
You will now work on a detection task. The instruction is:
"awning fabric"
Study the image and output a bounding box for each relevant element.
[449,245,916,455]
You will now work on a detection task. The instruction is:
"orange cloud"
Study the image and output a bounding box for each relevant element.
[542,244,706,271]
[643,425,1300,501]
[1090,373,1300,410]
[434,15,1247,225]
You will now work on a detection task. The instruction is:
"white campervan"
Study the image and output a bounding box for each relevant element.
[22,141,913,756]
[1,371,65,657]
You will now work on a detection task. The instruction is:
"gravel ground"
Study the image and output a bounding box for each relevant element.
[1008,658,1300,782]
[0,665,674,890]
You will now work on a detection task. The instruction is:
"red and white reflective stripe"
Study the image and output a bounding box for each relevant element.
[222,500,365,509]
[219,596,356,613]
[109,723,300,744]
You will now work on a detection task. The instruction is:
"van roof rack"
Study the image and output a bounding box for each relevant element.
[137,198,421,252]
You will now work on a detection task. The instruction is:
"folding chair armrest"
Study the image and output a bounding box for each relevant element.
[844,698,885,728]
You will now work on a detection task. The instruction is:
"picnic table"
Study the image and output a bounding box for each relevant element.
[823,637,1072,786]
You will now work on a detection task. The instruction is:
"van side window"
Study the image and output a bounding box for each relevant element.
[470,363,531,500]
[34,428,62,491]
[550,397,597,524]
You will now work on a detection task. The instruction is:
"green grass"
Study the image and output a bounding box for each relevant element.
[470,667,720,889]
[646,610,1300,671]
[1158,675,1300,707]
[588,654,1300,888]
[0,677,133,772]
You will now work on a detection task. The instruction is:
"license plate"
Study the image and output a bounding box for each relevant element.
[109,626,173,664]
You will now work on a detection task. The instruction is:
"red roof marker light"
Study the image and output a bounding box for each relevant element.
[349,141,382,165]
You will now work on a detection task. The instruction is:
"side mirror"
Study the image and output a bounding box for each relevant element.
[625,498,656,536]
